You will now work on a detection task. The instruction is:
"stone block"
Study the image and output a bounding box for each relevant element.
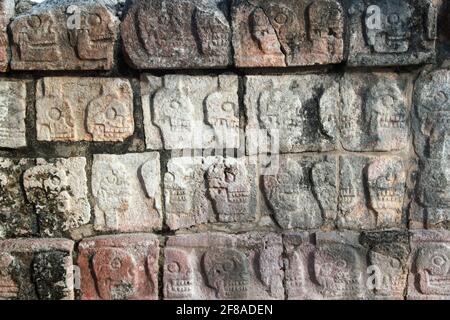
[10,0,119,70]
[0,158,35,239]
[408,230,450,299]
[284,231,368,299]
[245,75,339,154]
[78,234,159,300]
[0,80,27,148]
[262,154,337,230]
[345,0,438,66]
[0,0,14,72]
[92,152,162,232]
[23,157,90,237]
[360,230,410,299]
[232,0,345,67]
[165,156,257,230]
[163,232,284,300]
[36,77,134,142]
[340,72,410,152]
[142,74,239,150]
[338,155,407,230]
[121,0,232,69]
[0,238,74,300]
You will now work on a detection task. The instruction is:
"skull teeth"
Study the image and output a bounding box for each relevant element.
[377,114,406,128]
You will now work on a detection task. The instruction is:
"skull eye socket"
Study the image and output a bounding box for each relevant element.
[432,254,447,267]
[381,95,395,107]
[110,257,122,270]
[434,91,448,105]
[167,262,180,273]
[222,102,234,112]
[106,107,117,120]
[222,260,235,272]
[387,13,400,25]
[170,101,181,110]
[49,108,62,121]
[106,174,117,184]
[390,258,401,269]
[50,176,61,187]
[336,259,347,269]
[29,15,42,28]
[274,13,288,25]
[88,14,102,27]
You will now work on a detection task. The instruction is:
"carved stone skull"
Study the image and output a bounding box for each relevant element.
[250,8,281,54]
[369,251,406,296]
[314,245,362,298]
[365,0,412,53]
[93,248,137,300]
[367,158,405,227]
[164,248,193,299]
[153,81,194,149]
[202,248,249,299]
[366,81,407,149]
[206,158,250,222]
[416,244,450,296]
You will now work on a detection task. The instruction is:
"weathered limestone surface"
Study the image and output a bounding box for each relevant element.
[0,0,14,72]
[408,230,450,299]
[0,238,74,300]
[36,77,134,142]
[142,75,239,150]
[10,0,119,70]
[165,156,257,230]
[0,80,27,148]
[338,155,407,230]
[23,157,90,237]
[0,158,35,239]
[78,234,159,300]
[344,0,439,66]
[412,69,450,229]
[245,75,339,154]
[340,72,410,152]
[121,0,232,69]
[262,154,337,230]
[232,0,345,67]
[92,152,162,232]
[163,232,284,300]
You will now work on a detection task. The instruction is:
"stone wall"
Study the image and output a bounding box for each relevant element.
[0,0,450,300]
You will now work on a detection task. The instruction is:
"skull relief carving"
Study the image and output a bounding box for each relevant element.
[416,244,450,296]
[367,158,405,227]
[203,248,249,299]
[369,251,406,296]
[153,81,194,149]
[0,253,18,300]
[206,158,251,223]
[365,0,412,53]
[92,248,138,300]
[164,248,193,299]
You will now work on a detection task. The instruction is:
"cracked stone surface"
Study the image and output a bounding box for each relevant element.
[232,0,345,67]
[78,234,159,300]
[121,0,232,69]
[92,152,162,232]
[163,232,284,300]
[36,77,134,142]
